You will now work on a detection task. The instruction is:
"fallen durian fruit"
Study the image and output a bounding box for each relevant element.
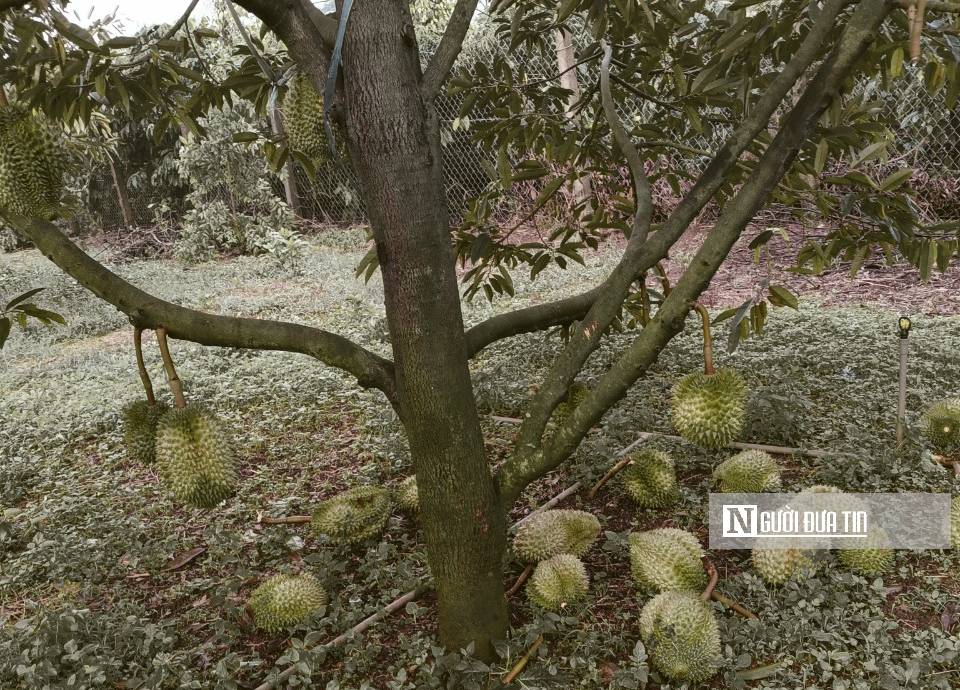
[629,528,707,594]
[923,398,960,454]
[513,509,600,562]
[0,104,66,219]
[750,547,812,585]
[639,591,721,683]
[311,486,392,544]
[952,496,960,550]
[122,399,169,465]
[396,475,419,513]
[620,449,680,508]
[670,305,747,450]
[249,573,327,633]
[525,553,589,610]
[713,449,781,493]
[155,404,237,508]
[837,529,894,576]
[282,73,328,162]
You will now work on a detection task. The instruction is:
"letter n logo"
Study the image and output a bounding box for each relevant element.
[723,505,757,537]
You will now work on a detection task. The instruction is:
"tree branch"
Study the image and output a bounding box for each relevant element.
[233,0,334,79]
[421,0,479,100]
[466,0,850,360]
[893,0,960,11]
[498,0,891,502]
[11,218,397,403]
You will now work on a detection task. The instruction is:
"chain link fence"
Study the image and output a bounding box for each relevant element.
[84,28,960,233]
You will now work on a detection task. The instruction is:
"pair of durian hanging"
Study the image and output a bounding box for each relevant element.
[512,509,600,611]
[121,328,237,509]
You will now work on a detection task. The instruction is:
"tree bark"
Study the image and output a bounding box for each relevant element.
[107,156,136,227]
[339,0,508,657]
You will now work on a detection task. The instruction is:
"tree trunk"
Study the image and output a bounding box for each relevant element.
[338,0,508,657]
[107,156,136,228]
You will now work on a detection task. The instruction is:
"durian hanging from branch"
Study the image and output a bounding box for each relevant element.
[671,304,747,450]
[122,327,169,465]
[0,101,67,220]
[153,328,238,509]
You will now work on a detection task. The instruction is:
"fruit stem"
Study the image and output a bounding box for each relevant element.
[701,557,719,601]
[653,261,672,295]
[134,327,156,406]
[693,303,715,375]
[155,327,187,409]
[0,88,7,107]
[502,634,543,684]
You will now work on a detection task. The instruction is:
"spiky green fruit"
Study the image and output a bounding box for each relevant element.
[0,105,65,219]
[513,509,601,563]
[639,591,721,683]
[526,554,589,610]
[713,450,781,493]
[396,475,419,513]
[621,449,680,509]
[155,405,237,509]
[282,74,327,162]
[750,548,812,584]
[671,369,747,449]
[552,382,590,425]
[950,496,960,550]
[249,573,327,633]
[923,399,960,454]
[629,528,707,594]
[802,484,843,494]
[122,400,169,464]
[311,486,392,544]
[838,530,894,576]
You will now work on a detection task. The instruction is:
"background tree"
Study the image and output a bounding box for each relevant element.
[2,0,960,659]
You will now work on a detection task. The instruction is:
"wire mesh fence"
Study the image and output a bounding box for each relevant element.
[84,28,960,234]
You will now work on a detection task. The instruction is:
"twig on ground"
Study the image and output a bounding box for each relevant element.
[258,514,312,525]
[502,635,544,685]
[587,455,635,499]
[701,557,719,601]
[712,590,759,620]
[506,564,534,597]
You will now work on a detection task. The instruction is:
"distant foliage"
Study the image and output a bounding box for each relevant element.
[175,105,303,264]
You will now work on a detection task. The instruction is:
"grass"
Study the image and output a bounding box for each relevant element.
[1,231,959,689]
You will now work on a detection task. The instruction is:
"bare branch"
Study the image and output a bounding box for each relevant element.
[421,0,479,100]
[600,41,652,244]
[893,0,960,11]
[12,218,397,402]
[498,0,892,502]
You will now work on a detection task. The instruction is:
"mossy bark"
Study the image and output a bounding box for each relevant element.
[339,0,508,657]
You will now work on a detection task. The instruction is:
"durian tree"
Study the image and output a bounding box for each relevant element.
[2,0,960,659]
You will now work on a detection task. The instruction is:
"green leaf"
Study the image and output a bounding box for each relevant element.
[726,299,752,352]
[768,284,799,309]
[814,138,828,174]
[5,288,44,311]
[735,662,784,681]
[878,168,914,192]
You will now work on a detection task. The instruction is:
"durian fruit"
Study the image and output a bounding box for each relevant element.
[948,495,960,550]
[628,528,707,594]
[713,449,781,493]
[155,404,237,509]
[837,529,894,576]
[396,475,419,513]
[802,484,843,494]
[671,369,747,450]
[249,573,327,633]
[552,382,590,425]
[282,73,327,162]
[311,486,392,544]
[620,449,680,508]
[923,399,960,454]
[525,553,589,610]
[513,509,600,562]
[750,547,812,585]
[0,104,65,219]
[122,399,169,464]
[639,591,721,683]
